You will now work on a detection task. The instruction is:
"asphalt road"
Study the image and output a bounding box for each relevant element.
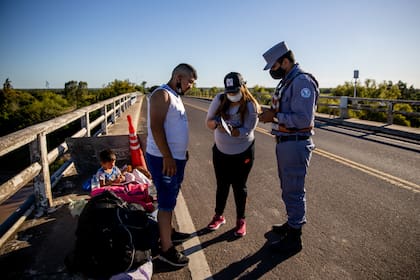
[177,97,420,280]
[1,96,418,279]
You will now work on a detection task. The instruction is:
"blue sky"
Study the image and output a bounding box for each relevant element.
[1,0,420,89]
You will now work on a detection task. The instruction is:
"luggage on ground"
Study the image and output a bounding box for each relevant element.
[66,190,158,279]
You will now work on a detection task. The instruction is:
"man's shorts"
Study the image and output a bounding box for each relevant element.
[146,153,187,211]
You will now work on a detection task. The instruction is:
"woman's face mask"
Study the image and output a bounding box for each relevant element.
[226,91,242,102]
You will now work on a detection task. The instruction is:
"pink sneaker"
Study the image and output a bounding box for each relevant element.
[234,218,246,237]
[207,215,226,230]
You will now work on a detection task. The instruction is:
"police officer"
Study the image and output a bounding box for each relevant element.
[259,41,319,253]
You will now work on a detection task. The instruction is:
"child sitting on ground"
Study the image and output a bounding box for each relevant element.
[96,149,125,187]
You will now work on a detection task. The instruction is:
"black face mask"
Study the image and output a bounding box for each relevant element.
[269,67,286,80]
[176,81,184,95]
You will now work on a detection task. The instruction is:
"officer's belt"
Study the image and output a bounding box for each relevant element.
[276,124,313,133]
[275,135,310,143]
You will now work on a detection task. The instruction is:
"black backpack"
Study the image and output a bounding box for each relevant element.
[66,190,158,278]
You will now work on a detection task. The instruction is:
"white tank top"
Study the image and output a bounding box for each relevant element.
[146,84,189,160]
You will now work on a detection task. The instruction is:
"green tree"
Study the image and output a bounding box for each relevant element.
[141,81,147,93]
[398,81,419,100]
[252,85,269,95]
[362,79,378,98]
[109,79,136,94]
[3,78,12,91]
[135,81,148,94]
[64,80,78,106]
[185,85,202,97]
[0,88,72,135]
[252,85,272,105]
[332,81,354,97]
[208,87,220,98]
[76,81,88,107]
[377,81,400,99]
[99,79,136,101]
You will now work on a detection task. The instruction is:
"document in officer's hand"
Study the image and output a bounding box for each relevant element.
[221,117,232,136]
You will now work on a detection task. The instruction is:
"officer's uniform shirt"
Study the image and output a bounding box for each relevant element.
[271,64,319,137]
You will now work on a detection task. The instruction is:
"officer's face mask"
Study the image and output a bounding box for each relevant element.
[269,59,286,80]
[269,66,286,80]
[226,91,242,102]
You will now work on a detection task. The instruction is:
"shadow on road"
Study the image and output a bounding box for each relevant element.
[184,227,241,257]
[185,228,300,279]
[211,231,300,279]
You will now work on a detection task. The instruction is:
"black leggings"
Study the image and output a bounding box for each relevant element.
[212,141,255,219]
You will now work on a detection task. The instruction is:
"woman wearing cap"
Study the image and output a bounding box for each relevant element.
[205,72,260,237]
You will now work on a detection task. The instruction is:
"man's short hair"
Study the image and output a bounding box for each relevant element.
[172,63,197,80]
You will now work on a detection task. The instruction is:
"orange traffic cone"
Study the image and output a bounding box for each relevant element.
[127,115,148,170]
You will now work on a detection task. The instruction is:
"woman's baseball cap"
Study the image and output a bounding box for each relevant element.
[224,72,245,93]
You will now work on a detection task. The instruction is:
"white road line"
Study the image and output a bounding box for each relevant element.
[175,190,213,279]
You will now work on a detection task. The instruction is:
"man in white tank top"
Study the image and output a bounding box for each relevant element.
[146,63,197,267]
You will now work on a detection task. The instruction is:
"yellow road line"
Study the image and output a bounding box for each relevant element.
[256,126,420,193]
[185,101,420,194]
[315,149,420,193]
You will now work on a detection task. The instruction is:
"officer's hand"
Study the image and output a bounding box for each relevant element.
[258,109,275,123]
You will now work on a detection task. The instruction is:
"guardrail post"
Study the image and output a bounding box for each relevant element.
[81,111,91,137]
[387,101,394,125]
[118,100,122,115]
[120,98,124,113]
[123,96,128,111]
[340,96,349,119]
[112,100,117,124]
[101,104,108,135]
[29,132,53,215]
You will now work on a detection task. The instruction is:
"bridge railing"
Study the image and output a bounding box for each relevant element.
[316,96,420,125]
[0,92,139,242]
[190,93,420,126]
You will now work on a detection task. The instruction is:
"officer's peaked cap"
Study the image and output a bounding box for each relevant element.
[262,41,290,70]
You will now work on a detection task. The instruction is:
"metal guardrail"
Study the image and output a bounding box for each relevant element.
[189,94,419,126]
[187,95,419,140]
[316,96,420,125]
[0,92,139,243]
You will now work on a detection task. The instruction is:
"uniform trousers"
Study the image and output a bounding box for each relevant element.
[276,138,314,228]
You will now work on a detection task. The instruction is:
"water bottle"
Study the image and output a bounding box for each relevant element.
[91,175,100,190]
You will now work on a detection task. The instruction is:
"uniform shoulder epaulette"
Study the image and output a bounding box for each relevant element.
[298,73,310,80]
[298,72,319,88]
